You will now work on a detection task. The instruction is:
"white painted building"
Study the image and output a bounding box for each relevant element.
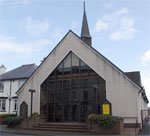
[0,64,37,114]
[16,7,148,128]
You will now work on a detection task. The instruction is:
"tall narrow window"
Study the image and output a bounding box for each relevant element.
[0,81,4,92]
[14,99,18,111]
[0,99,6,111]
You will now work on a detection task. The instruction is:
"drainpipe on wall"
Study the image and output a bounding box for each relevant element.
[8,80,12,114]
[138,87,143,129]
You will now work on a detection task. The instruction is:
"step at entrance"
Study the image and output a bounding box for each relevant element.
[31,122,90,132]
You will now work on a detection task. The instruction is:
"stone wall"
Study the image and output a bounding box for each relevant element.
[16,118,46,129]
[87,119,124,135]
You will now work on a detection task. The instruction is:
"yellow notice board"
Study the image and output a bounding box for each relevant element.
[102,104,110,115]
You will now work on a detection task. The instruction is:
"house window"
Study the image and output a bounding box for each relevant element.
[18,80,26,88]
[0,81,4,92]
[13,99,18,111]
[0,99,6,111]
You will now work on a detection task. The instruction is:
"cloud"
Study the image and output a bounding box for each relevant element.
[115,8,129,15]
[0,0,31,6]
[0,35,15,41]
[0,35,51,59]
[110,18,137,40]
[94,20,108,32]
[93,7,137,41]
[23,16,49,36]
[102,8,129,21]
[141,50,150,63]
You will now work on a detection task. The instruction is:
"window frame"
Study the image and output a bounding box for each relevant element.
[13,98,18,112]
[0,99,6,112]
[18,80,26,89]
[0,81,4,92]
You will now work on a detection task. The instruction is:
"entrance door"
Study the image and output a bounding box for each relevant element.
[64,105,70,122]
[48,103,54,122]
[80,104,88,122]
[72,105,79,122]
[20,101,28,118]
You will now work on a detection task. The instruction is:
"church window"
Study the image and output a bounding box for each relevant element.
[40,52,106,122]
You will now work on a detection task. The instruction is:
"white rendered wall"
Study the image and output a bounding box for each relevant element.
[0,79,26,114]
[17,31,148,125]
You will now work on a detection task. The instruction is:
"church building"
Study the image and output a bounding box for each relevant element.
[16,5,149,128]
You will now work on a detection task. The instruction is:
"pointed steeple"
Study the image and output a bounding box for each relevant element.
[81,2,92,46]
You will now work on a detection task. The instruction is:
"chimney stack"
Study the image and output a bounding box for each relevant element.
[0,65,6,75]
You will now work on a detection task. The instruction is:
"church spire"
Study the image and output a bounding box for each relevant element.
[81,1,92,46]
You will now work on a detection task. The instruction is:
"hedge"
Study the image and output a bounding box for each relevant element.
[2,117,23,126]
[88,114,118,128]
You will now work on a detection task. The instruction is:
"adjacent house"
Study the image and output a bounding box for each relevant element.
[16,6,149,129]
[0,64,37,114]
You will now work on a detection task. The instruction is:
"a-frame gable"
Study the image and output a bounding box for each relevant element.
[17,30,73,94]
[17,30,141,95]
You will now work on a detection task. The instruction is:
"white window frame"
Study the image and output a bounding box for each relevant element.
[0,81,4,92]
[13,98,18,111]
[0,99,6,112]
[18,80,26,89]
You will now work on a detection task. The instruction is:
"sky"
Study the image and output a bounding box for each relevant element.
[0,0,150,103]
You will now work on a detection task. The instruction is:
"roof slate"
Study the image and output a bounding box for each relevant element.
[0,64,37,80]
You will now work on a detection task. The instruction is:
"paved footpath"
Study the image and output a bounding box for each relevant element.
[1,119,150,136]
[138,116,150,136]
[0,125,95,136]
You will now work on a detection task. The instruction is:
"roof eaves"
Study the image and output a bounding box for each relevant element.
[0,77,28,81]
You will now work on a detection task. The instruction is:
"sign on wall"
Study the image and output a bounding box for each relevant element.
[102,104,110,115]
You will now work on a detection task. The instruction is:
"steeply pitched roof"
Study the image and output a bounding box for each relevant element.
[17,30,141,92]
[0,64,37,81]
[16,30,149,104]
[125,71,142,87]
[81,2,91,39]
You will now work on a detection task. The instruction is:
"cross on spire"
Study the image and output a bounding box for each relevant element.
[84,1,85,12]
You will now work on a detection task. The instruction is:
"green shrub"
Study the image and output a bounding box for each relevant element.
[2,117,23,126]
[97,115,117,128]
[32,112,40,119]
[0,114,16,117]
[88,114,97,121]
[88,114,118,128]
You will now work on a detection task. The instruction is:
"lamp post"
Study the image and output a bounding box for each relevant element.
[29,89,36,117]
